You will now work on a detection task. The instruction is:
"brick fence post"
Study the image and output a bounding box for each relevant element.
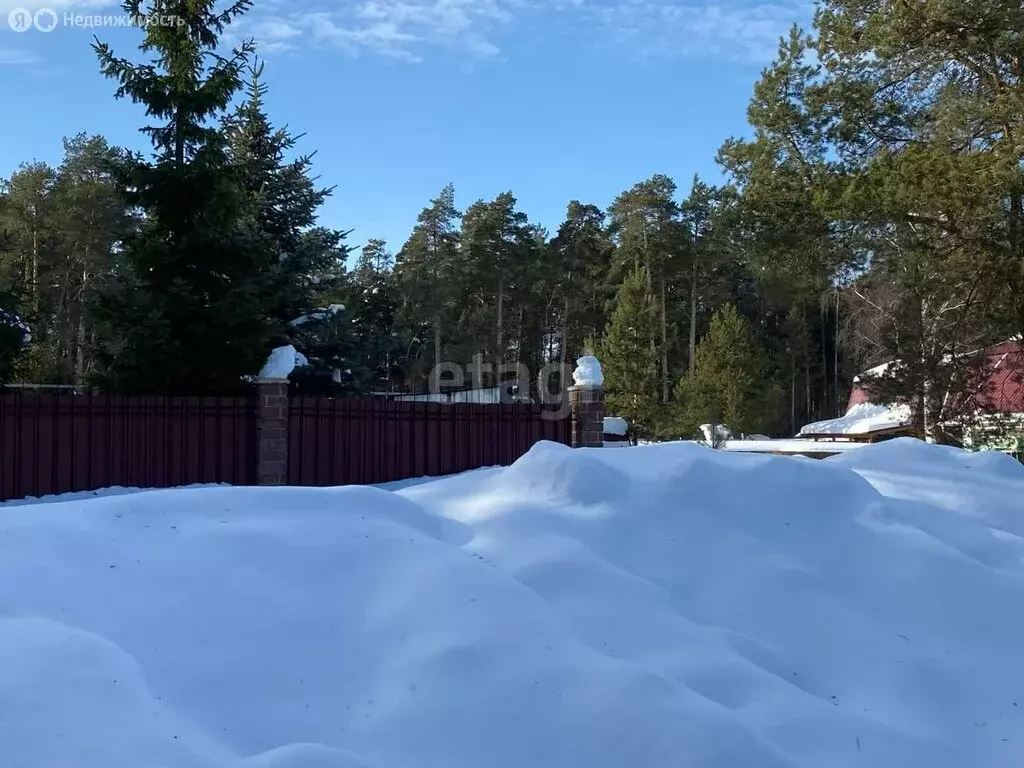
[568,384,604,448]
[256,378,289,485]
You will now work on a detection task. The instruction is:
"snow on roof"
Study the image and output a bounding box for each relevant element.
[852,360,892,384]
[603,417,627,436]
[290,304,345,327]
[572,355,603,387]
[798,402,913,437]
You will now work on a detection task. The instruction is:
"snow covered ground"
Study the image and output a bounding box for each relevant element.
[2,438,1023,767]
[721,438,868,453]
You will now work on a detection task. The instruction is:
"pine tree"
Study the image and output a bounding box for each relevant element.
[354,238,393,287]
[347,275,400,392]
[460,192,532,366]
[50,135,135,386]
[675,304,779,439]
[607,175,688,404]
[549,201,613,374]
[394,185,461,386]
[0,162,63,382]
[92,0,271,394]
[598,266,658,438]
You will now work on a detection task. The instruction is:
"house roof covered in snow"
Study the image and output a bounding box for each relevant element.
[845,340,1024,417]
[798,402,913,438]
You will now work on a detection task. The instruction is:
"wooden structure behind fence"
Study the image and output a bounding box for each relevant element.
[0,391,570,502]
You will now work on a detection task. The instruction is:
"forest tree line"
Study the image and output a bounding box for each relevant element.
[2,0,1022,443]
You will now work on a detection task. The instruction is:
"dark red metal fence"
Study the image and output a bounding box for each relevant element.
[287,398,570,486]
[0,393,256,502]
[0,393,570,501]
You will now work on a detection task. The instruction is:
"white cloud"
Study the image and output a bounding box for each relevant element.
[237,0,520,61]
[591,0,809,63]
[0,47,40,64]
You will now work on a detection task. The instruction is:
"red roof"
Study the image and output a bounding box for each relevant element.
[847,341,1024,415]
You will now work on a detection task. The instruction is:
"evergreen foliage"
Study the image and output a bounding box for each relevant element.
[599,266,659,438]
[675,304,780,439]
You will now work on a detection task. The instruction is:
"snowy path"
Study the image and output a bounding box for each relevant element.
[1,438,1022,767]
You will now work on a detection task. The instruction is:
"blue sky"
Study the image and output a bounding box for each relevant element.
[1,0,810,253]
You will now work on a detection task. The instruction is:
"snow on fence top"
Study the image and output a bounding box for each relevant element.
[572,355,603,387]
[258,345,308,380]
[799,402,913,437]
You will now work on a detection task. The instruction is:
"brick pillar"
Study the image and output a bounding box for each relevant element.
[569,384,604,448]
[256,378,289,485]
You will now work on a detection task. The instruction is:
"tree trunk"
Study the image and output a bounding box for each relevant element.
[432,323,442,390]
[660,279,668,403]
[31,207,39,313]
[834,292,840,417]
[75,260,88,388]
[560,296,570,365]
[803,305,811,422]
[689,262,698,375]
[496,280,504,366]
[790,351,796,435]
[640,215,658,383]
[918,386,931,443]
[1009,191,1021,258]
[820,302,828,417]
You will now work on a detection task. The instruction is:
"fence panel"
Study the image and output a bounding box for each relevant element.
[288,398,570,487]
[2,392,571,501]
[0,393,256,502]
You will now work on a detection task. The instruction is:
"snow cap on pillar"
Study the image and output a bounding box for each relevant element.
[258,345,308,381]
[572,355,603,387]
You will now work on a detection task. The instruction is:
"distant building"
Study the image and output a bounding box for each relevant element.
[374,382,531,405]
[799,340,1024,452]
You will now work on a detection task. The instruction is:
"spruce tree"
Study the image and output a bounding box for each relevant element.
[92,0,271,394]
[675,304,779,438]
[224,58,349,328]
[599,266,658,438]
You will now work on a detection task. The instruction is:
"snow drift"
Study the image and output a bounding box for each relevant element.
[2,438,1023,767]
